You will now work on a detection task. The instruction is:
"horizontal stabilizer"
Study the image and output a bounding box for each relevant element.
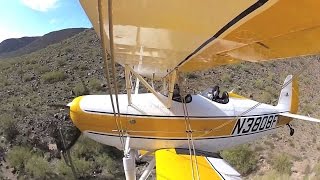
[279,113,320,123]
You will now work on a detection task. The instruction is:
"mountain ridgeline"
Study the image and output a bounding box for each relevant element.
[0,28,87,59]
[0,37,38,54]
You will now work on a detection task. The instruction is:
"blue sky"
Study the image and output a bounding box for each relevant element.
[0,0,92,42]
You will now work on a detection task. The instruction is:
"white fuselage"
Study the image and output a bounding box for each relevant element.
[70,93,290,152]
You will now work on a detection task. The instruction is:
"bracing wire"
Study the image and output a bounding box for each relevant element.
[107,0,125,145]
[181,101,196,180]
[107,0,121,123]
[98,0,125,151]
[107,0,126,152]
[184,101,201,180]
[179,77,200,180]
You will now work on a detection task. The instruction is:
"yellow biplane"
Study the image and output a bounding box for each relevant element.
[66,0,320,179]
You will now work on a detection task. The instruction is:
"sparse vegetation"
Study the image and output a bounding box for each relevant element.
[288,139,295,147]
[260,91,273,103]
[253,170,290,180]
[0,75,9,87]
[72,136,103,158]
[7,146,32,170]
[73,158,93,178]
[254,79,264,89]
[313,163,320,177]
[25,58,37,65]
[221,145,257,175]
[35,65,50,74]
[302,104,315,115]
[304,164,311,174]
[96,154,120,176]
[0,61,11,70]
[271,153,292,175]
[79,64,89,71]
[56,59,67,67]
[185,73,198,79]
[56,160,74,178]
[23,74,33,82]
[25,155,51,179]
[0,114,18,142]
[42,71,67,83]
[64,47,74,54]
[254,145,264,152]
[221,73,233,83]
[73,82,88,96]
[89,78,103,91]
[264,140,275,149]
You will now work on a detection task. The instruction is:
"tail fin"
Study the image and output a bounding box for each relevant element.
[276,75,299,113]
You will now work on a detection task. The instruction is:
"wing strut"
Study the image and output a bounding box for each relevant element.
[126,66,177,108]
[125,65,132,105]
[139,158,155,180]
[167,69,177,108]
[135,78,140,94]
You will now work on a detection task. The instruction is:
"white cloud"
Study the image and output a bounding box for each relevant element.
[21,0,59,12]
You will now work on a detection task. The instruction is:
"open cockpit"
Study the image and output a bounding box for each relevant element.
[200,86,229,104]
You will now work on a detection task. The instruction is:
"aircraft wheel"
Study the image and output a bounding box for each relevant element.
[290,127,295,136]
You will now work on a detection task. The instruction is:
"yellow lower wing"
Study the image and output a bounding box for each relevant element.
[155,149,241,180]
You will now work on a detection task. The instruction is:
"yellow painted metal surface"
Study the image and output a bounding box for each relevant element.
[290,77,299,113]
[70,97,295,144]
[156,149,222,180]
[70,96,238,138]
[80,0,320,78]
[138,150,154,156]
[80,0,265,78]
[70,96,291,138]
[181,0,320,72]
[228,92,247,99]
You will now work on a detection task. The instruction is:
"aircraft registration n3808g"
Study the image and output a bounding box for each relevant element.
[66,0,320,179]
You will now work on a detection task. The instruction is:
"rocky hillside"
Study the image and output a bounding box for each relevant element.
[0,28,319,179]
[0,28,87,59]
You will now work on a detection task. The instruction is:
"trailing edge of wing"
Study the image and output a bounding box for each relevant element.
[279,112,320,123]
[155,149,241,180]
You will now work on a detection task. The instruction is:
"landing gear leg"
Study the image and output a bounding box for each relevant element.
[286,123,295,136]
[123,136,137,180]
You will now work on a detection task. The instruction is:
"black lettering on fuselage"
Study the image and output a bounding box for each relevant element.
[266,116,274,129]
[232,114,278,135]
[259,116,268,130]
[251,117,262,132]
[242,118,255,133]
[231,118,246,135]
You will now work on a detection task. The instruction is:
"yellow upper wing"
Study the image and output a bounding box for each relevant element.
[155,149,241,180]
[80,0,320,78]
[180,0,320,72]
